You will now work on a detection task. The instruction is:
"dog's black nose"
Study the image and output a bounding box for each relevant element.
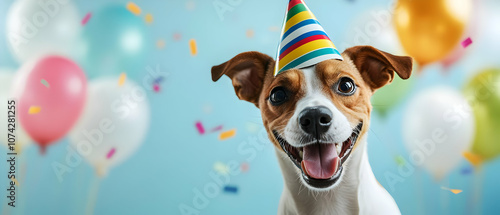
[298,106,333,136]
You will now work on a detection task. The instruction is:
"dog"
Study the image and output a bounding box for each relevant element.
[211,45,412,215]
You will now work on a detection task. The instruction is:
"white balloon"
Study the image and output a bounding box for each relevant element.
[68,78,150,176]
[0,69,32,152]
[6,0,81,62]
[402,87,475,179]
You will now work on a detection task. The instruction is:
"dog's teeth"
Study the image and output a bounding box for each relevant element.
[299,150,303,158]
[336,143,342,154]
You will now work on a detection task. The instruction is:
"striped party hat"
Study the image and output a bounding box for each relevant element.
[275,0,343,76]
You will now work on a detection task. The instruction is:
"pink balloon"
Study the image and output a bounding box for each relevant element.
[18,56,87,153]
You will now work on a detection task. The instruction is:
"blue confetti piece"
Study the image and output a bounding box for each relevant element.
[461,166,473,175]
[153,76,164,84]
[223,185,238,194]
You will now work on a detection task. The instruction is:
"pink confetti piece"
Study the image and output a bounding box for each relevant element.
[195,121,205,134]
[461,37,472,48]
[240,162,249,172]
[106,148,116,159]
[210,125,223,132]
[81,12,92,26]
[153,84,160,92]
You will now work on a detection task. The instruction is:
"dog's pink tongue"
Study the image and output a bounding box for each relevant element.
[301,144,340,179]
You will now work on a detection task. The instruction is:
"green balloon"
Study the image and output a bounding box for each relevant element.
[464,68,500,160]
[371,75,414,116]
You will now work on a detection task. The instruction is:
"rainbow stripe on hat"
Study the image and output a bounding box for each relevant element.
[275,0,343,76]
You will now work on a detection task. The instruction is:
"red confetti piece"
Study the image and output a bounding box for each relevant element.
[240,162,249,172]
[195,121,205,134]
[106,148,116,159]
[153,84,160,92]
[461,37,472,48]
[210,125,223,132]
[81,12,92,26]
[173,33,182,41]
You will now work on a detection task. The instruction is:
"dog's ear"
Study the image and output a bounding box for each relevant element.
[343,46,413,91]
[211,51,274,106]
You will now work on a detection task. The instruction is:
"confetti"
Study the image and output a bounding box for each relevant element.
[240,162,249,172]
[461,37,472,48]
[246,123,260,133]
[153,76,164,84]
[461,166,473,175]
[246,29,254,38]
[153,84,160,92]
[213,162,230,175]
[156,39,165,49]
[441,186,463,194]
[463,151,483,166]
[186,1,196,10]
[219,129,236,140]
[189,39,198,56]
[145,13,153,24]
[394,155,405,166]
[106,148,116,159]
[210,125,223,132]
[81,12,92,26]
[126,2,141,15]
[195,121,205,134]
[29,106,41,114]
[268,26,280,32]
[41,79,50,88]
[11,178,19,186]
[173,33,182,41]
[118,73,127,86]
[223,185,238,193]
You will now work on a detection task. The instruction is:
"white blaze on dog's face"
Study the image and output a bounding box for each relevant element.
[212,46,412,190]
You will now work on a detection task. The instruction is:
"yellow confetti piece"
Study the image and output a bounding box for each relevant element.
[145,13,153,24]
[219,129,236,140]
[246,29,254,38]
[463,151,483,166]
[441,186,463,194]
[268,26,280,32]
[156,39,165,49]
[118,73,127,86]
[11,178,19,186]
[213,162,229,175]
[29,106,41,114]
[189,39,198,56]
[126,2,141,15]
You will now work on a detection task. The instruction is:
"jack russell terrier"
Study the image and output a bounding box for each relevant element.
[211,46,412,214]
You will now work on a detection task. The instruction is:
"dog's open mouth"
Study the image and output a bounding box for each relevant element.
[274,122,363,189]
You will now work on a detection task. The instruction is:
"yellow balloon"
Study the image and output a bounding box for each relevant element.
[393,0,472,66]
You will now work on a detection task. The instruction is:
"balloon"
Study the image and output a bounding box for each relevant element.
[68,78,150,176]
[463,68,500,160]
[0,69,32,153]
[441,0,479,70]
[6,0,81,63]
[15,56,87,153]
[402,87,474,179]
[371,75,414,116]
[77,5,151,80]
[393,0,472,66]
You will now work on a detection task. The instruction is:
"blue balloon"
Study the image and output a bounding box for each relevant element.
[78,5,151,80]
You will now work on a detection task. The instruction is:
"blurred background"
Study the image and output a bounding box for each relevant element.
[0,0,499,214]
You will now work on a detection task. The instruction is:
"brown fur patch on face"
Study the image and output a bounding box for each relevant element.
[258,67,305,149]
[258,56,373,152]
[315,56,372,150]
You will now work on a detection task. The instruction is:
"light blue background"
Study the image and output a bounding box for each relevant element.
[0,0,499,214]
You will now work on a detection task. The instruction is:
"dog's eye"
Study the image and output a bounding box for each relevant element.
[269,87,288,106]
[336,77,356,95]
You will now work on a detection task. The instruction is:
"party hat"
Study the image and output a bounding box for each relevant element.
[275,0,343,76]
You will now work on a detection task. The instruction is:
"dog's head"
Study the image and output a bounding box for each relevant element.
[211,46,412,190]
